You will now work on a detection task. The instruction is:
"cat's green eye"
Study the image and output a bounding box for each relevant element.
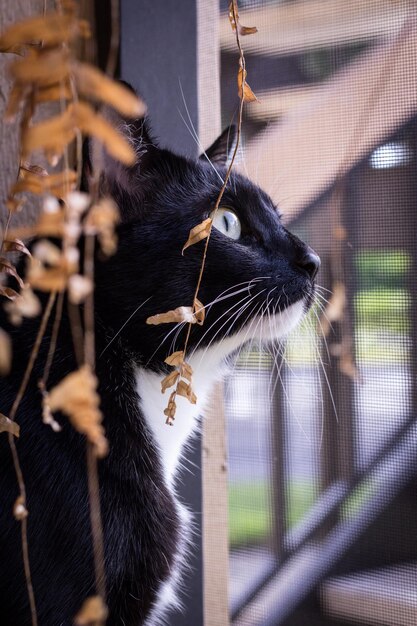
[211,207,241,240]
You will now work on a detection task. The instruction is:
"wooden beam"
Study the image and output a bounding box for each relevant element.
[240,18,417,222]
[220,0,409,56]
[245,85,323,122]
[203,383,230,626]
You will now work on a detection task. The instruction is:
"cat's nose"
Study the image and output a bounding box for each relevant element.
[296,246,321,279]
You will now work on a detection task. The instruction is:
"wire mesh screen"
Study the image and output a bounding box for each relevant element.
[219,1,417,624]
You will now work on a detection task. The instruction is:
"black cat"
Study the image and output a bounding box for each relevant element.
[0,112,319,625]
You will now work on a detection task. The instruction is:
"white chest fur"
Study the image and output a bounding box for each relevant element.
[136,301,305,625]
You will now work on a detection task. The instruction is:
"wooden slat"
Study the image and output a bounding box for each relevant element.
[199,2,230,625]
[241,17,417,222]
[203,382,230,626]
[220,0,409,56]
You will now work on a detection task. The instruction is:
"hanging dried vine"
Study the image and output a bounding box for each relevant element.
[0,1,144,624]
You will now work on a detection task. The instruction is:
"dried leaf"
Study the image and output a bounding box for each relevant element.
[41,392,62,432]
[0,43,26,55]
[65,191,91,216]
[0,413,20,437]
[48,365,108,458]
[319,281,346,337]
[36,207,66,237]
[68,274,93,304]
[228,1,258,36]
[0,14,90,50]
[4,286,41,325]
[339,351,360,381]
[84,198,119,256]
[4,83,28,120]
[21,101,136,165]
[75,596,108,626]
[2,238,31,257]
[73,62,146,118]
[13,495,28,520]
[10,47,70,87]
[0,331,11,375]
[182,218,212,254]
[6,197,24,213]
[74,102,136,165]
[161,370,179,393]
[176,380,197,405]
[21,107,76,159]
[237,67,258,103]
[180,362,193,382]
[164,351,184,367]
[35,81,72,104]
[28,263,69,292]
[0,257,24,288]
[240,25,258,36]
[28,240,76,293]
[0,286,20,301]
[32,240,62,265]
[146,306,196,325]
[12,169,77,197]
[194,298,205,325]
[21,163,48,176]
[164,391,177,426]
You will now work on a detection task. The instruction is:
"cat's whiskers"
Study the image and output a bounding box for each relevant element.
[224,298,265,368]
[272,341,313,445]
[315,284,333,295]
[190,293,254,356]
[145,321,189,367]
[99,296,153,358]
[191,291,262,367]
[177,80,224,184]
[295,310,326,448]
[144,280,265,366]
[198,293,266,372]
[311,299,331,361]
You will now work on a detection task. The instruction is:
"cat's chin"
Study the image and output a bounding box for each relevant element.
[188,297,307,370]
[227,297,307,349]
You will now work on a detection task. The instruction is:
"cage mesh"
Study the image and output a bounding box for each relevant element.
[220,1,417,625]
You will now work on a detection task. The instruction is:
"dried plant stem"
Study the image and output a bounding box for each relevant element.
[1,210,12,249]
[7,291,57,626]
[39,290,65,386]
[86,443,107,599]
[168,1,247,418]
[83,233,96,367]
[83,232,107,600]
[68,300,85,366]
[8,292,57,422]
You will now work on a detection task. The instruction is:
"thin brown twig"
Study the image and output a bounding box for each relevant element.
[67,299,85,366]
[7,290,57,626]
[83,231,107,601]
[39,289,64,386]
[83,233,96,368]
[86,442,107,600]
[167,0,247,421]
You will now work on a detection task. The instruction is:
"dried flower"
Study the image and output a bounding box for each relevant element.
[48,366,108,458]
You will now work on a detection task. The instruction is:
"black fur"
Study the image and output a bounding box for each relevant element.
[0,113,318,625]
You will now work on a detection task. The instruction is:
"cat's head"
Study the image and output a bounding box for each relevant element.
[92,108,320,370]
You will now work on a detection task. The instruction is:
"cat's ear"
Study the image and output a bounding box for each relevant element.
[201,125,237,167]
